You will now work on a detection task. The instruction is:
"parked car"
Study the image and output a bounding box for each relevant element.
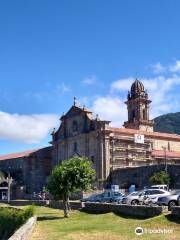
[107,192,124,203]
[80,193,102,202]
[96,191,112,203]
[150,185,169,191]
[157,191,180,209]
[81,191,124,203]
[140,189,170,205]
[177,195,180,206]
[96,191,124,203]
[122,189,170,205]
[121,191,141,205]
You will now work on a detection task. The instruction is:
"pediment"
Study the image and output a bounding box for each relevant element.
[65,106,83,118]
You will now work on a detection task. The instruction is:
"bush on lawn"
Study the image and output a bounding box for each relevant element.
[0,206,34,240]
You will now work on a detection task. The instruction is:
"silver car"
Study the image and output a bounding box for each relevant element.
[157,191,180,208]
[123,189,170,205]
[178,195,180,206]
[121,191,143,205]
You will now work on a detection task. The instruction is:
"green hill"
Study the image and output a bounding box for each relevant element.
[154,112,180,134]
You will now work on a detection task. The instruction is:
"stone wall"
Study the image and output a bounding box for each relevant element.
[82,202,163,218]
[171,206,180,217]
[0,147,52,199]
[0,200,82,210]
[110,164,180,189]
[0,158,25,199]
[23,147,52,195]
[153,138,180,151]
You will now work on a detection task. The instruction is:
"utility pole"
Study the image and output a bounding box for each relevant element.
[162,146,167,173]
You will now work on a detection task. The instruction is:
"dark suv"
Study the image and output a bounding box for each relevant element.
[81,191,124,203]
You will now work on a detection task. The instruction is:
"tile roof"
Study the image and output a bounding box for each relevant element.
[109,127,180,141]
[0,149,39,161]
[152,150,180,158]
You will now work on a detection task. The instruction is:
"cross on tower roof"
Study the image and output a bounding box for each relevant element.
[73,97,77,106]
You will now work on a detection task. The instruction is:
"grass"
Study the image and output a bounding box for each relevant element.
[27,206,180,240]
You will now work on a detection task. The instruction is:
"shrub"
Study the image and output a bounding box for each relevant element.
[0,206,34,240]
[23,205,34,220]
[149,171,170,185]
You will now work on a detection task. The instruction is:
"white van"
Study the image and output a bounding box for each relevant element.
[150,185,169,191]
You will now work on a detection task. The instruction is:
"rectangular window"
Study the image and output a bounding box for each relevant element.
[74,142,77,152]
[91,156,95,163]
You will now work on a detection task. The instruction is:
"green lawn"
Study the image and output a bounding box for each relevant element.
[29,206,180,240]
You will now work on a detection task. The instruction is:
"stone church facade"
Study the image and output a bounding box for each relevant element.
[51,79,180,183]
[0,79,180,198]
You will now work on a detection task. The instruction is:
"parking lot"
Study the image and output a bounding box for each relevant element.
[81,185,180,209]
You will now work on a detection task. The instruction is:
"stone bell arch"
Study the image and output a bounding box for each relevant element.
[0,170,13,202]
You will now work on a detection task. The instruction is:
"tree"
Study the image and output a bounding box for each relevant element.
[149,171,170,185]
[47,156,96,217]
[0,171,5,183]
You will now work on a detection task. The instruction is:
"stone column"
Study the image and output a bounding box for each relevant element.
[147,105,150,120]
[85,134,89,158]
[104,135,110,179]
[97,132,104,181]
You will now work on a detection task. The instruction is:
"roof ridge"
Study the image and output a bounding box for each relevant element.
[0,148,39,161]
[108,127,180,138]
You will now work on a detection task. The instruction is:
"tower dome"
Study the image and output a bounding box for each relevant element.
[130,79,145,99]
[124,78,153,132]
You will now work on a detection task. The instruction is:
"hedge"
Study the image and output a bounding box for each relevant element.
[0,206,34,240]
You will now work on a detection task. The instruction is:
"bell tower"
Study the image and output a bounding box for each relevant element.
[124,79,154,132]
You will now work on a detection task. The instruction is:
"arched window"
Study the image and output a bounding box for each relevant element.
[131,109,135,121]
[143,109,146,120]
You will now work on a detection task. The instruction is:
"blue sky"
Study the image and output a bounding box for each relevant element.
[1,0,180,154]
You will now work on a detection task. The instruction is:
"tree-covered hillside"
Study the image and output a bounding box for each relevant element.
[154,112,180,134]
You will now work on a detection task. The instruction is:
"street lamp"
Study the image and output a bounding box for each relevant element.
[162,146,168,173]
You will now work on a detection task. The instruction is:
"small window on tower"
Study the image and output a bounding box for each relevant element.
[143,109,146,120]
[132,110,135,120]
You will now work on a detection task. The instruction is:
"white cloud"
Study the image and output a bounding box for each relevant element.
[152,62,166,74]
[91,96,127,127]
[151,60,180,73]
[111,77,134,92]
[111,77,159,92]
[57,83,71,93]
[147,75,180,118]
[109,75,180,120]
[82,76,96,85]
[0,112,59,144]
[169,60,180,72]
[142,79,159,91]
